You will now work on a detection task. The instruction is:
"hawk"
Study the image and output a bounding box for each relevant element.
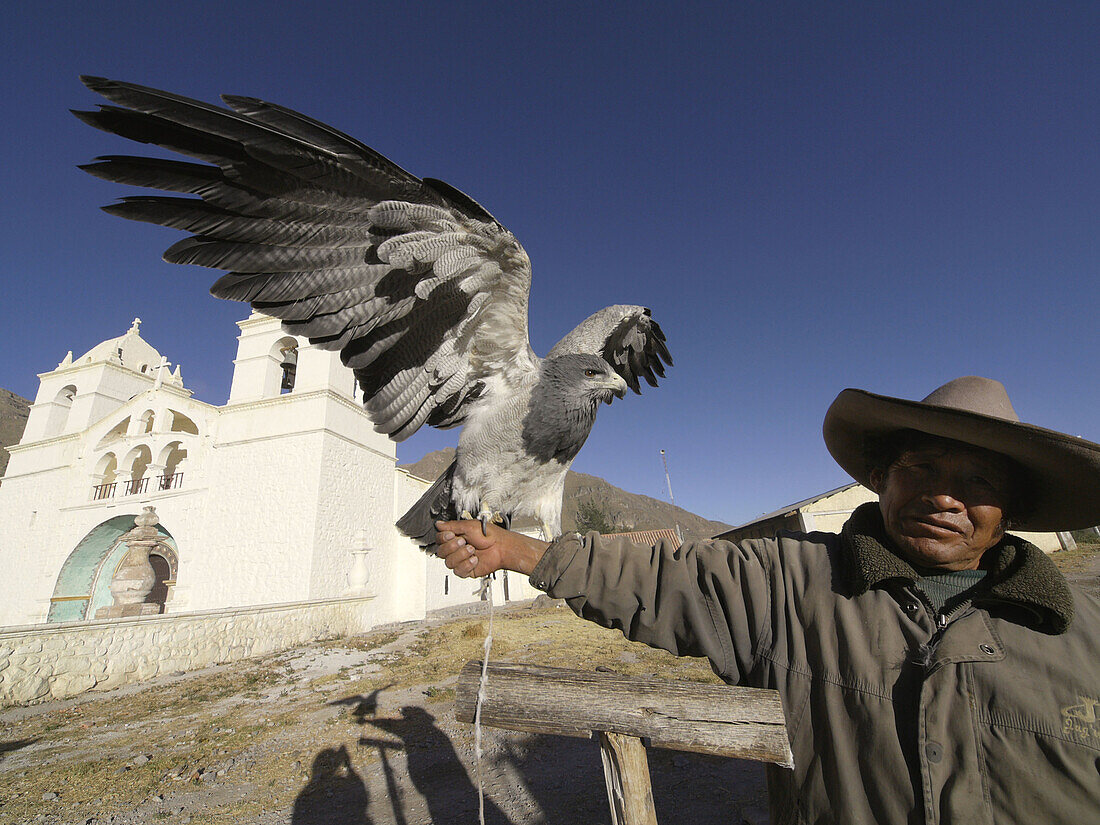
[75,77,672,544]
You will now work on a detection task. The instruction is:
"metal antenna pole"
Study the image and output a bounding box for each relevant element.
[660,449,684,544]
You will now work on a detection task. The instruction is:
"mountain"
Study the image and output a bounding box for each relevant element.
[400,448,731,542]
[0,389,31,479]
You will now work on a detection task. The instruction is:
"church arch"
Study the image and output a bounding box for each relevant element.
[169,410,198,435]
[138,409,156,434]
[157,441,188,488]
[95,415,130,450]
[93,452,118,483]
[43,384,77,437]
[122,444,153,494]
[92,452,119,500]
[47,516,177,622]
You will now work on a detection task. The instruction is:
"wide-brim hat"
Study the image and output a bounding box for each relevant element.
[823,375,1100,531]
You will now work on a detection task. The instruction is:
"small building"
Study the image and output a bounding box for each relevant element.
[0,313,536,630]
[716,482,1076,553]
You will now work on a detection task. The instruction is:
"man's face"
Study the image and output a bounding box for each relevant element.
[869,436,1014,571]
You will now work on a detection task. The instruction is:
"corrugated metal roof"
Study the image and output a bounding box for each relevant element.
[729,482,860,531]
[605,528,681,545]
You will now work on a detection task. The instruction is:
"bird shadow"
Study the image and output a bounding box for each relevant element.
[361,704,512,825]
[0,738,38,757]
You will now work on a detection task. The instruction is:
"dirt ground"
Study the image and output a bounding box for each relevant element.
[3,544,1097,825]
[0,600,770,825]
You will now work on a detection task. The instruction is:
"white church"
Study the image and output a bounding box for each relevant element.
[0,312,536,632]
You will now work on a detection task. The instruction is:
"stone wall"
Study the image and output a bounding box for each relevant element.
[0,595,377,706]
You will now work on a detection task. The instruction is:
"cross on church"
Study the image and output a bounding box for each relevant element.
[152,355,171,390]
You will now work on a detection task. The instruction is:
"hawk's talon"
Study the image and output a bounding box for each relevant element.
[476,510,504,535]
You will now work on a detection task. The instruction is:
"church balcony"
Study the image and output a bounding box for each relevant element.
[91,481,116,501]
[124,477,150,496]
[89,473,185,501]
[158,472,184,491]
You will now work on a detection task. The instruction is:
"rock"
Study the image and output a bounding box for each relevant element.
[42,791,60,801]
[132,753,150,766]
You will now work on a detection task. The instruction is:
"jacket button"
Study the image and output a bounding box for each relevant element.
[906,601,920,612]
[925,742,943,763]
[979,643,996,655]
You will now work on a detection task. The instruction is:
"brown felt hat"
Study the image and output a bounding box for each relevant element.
[823,376,1100,531]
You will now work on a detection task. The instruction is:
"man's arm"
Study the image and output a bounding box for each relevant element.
[438,519,776,684]
[434,520,549,578]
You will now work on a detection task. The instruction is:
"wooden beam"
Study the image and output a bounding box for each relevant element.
[455,661,793,768]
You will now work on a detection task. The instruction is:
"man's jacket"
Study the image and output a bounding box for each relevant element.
[529,503,1100,824]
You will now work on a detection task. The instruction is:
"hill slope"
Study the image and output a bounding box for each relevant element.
[0,388,31,479]
[401,448,730,541]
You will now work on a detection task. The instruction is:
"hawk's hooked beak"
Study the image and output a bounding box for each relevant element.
[604,374,628,404]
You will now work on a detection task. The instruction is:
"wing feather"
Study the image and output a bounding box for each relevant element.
[548,305,673,394]
[78,77,538,438]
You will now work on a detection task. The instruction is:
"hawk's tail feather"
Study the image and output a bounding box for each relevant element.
[397,461,458,550]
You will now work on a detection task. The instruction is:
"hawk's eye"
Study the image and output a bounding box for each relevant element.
[584,369,600,378]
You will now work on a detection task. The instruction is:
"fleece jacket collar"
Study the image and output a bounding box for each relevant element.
[840,502,1074,634]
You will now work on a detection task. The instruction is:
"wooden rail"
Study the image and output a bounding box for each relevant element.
[455,661,792,825]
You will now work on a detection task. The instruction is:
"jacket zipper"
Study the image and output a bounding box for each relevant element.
[934,599,972,633]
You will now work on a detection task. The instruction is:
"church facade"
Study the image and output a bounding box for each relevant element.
[0,313,529,630]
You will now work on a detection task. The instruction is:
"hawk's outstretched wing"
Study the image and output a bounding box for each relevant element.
[76,77,537,440]
[548,305,672,394]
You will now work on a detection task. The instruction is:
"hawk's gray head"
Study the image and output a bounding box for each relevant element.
[522,354,628,464]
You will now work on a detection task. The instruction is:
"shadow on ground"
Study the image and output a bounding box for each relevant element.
[292,690,766,825]
[0,738,37,757]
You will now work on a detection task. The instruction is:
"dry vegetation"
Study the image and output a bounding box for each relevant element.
[0,605,724,825]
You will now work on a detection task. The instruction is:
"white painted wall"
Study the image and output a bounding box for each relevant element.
[0,313,495,633]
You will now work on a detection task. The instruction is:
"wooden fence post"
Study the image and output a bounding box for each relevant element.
[455,661,792,825]
[599,730,659,825]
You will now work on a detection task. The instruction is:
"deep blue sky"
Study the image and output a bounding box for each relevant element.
[3,2,1098,527]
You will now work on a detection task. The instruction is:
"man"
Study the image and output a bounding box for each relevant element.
[435,376,1100,824]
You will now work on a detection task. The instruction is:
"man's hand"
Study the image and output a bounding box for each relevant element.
[434,520,550,579]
